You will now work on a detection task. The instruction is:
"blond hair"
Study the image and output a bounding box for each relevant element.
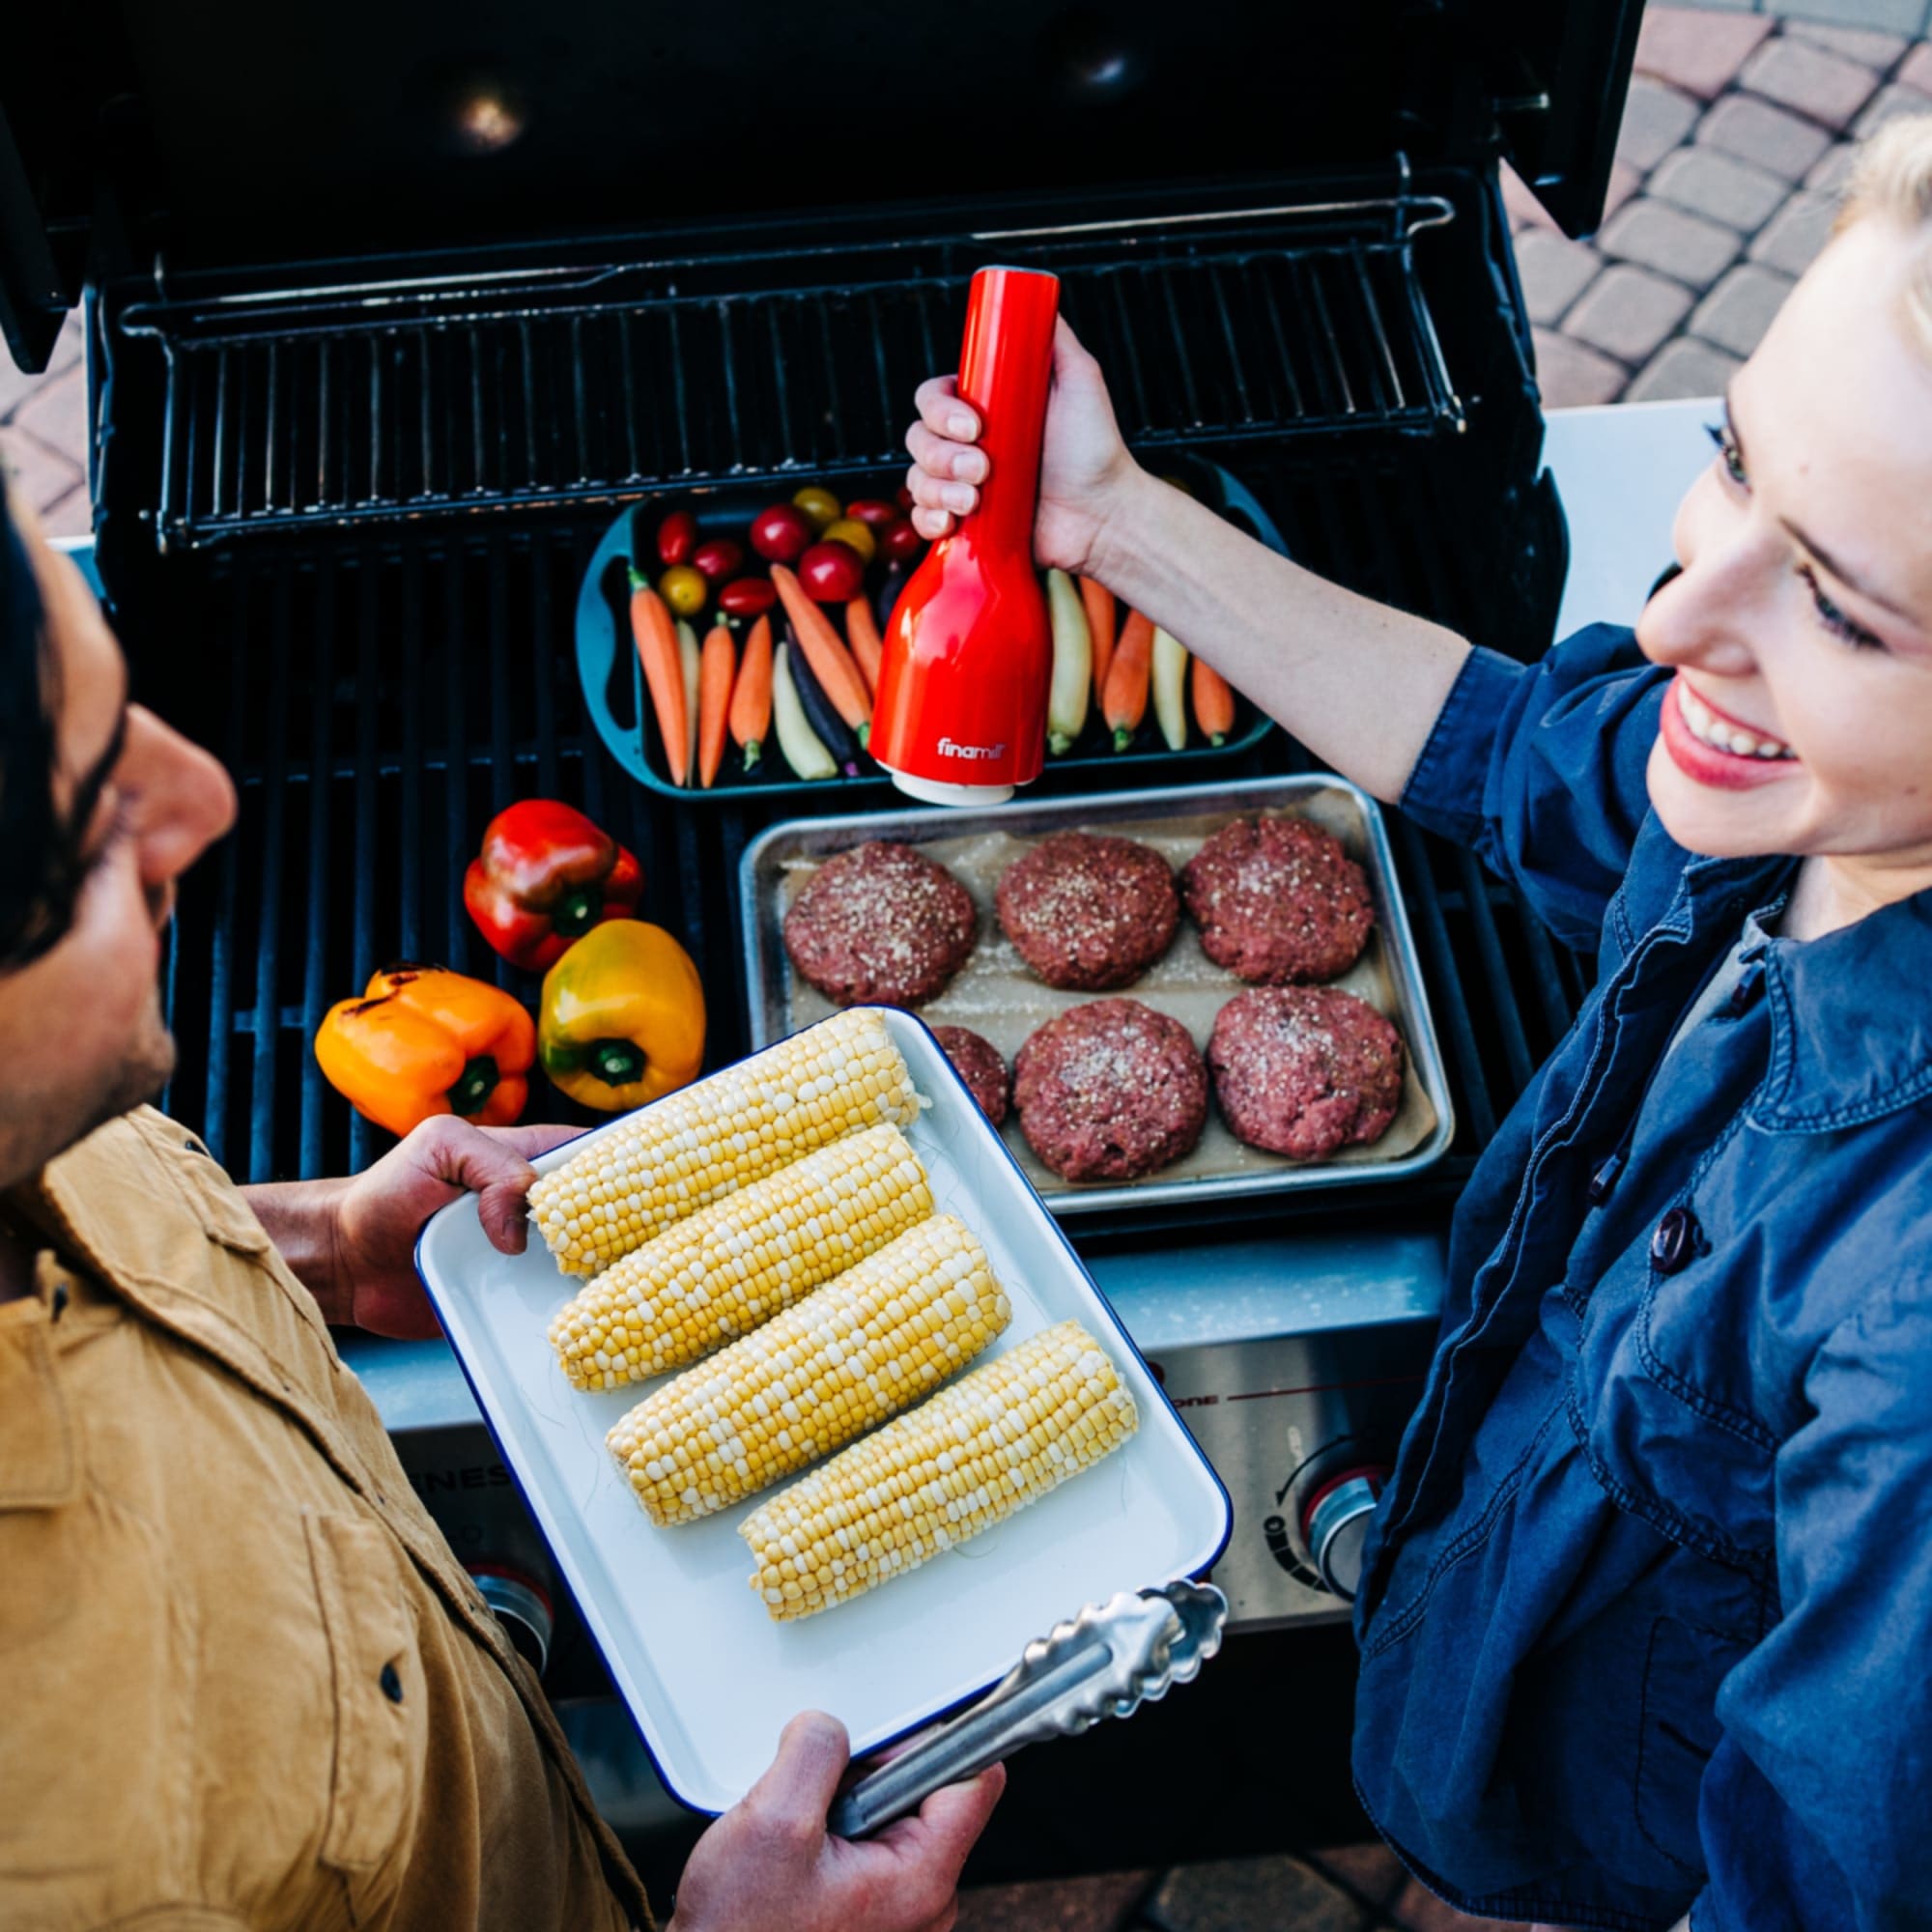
[1835,113,1932,357]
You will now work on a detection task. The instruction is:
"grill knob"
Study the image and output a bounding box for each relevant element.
[469,1564,554,1676]
[1300,1466,1388,1602]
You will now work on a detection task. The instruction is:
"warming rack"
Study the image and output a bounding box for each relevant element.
[118,188,1463,550]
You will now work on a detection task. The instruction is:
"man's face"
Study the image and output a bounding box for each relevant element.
[0,499,236,1188]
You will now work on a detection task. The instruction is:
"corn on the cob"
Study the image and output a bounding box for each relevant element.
[740,1319,1139,1620]
[549,1122,932,1390]
[608,1213,1009,1523]
[529,1007,921,1278]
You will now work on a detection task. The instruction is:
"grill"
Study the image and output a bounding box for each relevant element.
[4,0,1642,1878]
[122,193,1463,549]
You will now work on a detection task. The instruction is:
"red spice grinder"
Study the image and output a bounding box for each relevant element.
[871,265,1061,807]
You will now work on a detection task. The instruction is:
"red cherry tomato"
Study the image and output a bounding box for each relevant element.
[691,537,745,582]
[878,518,924,564]
[842,498,899,529]
[718,577,779,618]
[750,502,813,563]
[797,540,866,604]
[895,483,916,513]
[658,510,698,567]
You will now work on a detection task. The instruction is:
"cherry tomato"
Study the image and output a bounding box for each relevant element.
[691,536,745,582]
[878,518,924,564]
[821,517,877,566]
[842,498,899,529]
[895,483,916,513]
[659,564,709,616]
[750,502,813,563]
[657,510,698,567]
[791,484,842,533]
[797,539,866,604]
[718,577,778,618]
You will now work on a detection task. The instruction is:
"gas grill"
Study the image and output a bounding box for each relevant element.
[2,0,1641,1888]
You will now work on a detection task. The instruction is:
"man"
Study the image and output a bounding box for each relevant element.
[0,477,1001,1931]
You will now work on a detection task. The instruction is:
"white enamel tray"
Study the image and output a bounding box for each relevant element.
[414,1008,1234,1815]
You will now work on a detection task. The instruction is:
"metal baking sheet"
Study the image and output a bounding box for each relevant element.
[740,777,1455,1216]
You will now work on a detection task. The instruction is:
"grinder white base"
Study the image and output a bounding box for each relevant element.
[884,765,1017,809]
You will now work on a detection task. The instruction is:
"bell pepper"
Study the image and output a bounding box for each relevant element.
[316,966,536,1138]
[463,799,644,973]
[538,920,706,1113]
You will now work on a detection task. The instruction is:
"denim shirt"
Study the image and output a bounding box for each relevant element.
[1352,626,1932,1932]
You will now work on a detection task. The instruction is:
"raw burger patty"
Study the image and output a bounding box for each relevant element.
[783,841,977,1008]
[1012,999,1208,1182]
[930,1025,1011,1126]
[1179,816,1374,983]
[1208,986,1404,1161]
[995,831,1179,990]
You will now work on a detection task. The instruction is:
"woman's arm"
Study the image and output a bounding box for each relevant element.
[904,321,1469,805]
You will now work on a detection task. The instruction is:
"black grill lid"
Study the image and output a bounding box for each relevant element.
[0,0,1639,371]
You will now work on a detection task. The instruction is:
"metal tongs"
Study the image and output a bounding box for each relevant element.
[829,1578,1228,1839]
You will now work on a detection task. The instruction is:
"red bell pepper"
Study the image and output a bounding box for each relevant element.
[463,800,644,973]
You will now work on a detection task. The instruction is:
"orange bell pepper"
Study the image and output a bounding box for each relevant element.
[316,965,536,1138]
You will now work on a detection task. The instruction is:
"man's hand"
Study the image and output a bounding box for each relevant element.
[247,1117,581,1336]
[667,1713,1004,1932]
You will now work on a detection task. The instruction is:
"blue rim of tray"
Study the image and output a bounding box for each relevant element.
[574,452,1279,803]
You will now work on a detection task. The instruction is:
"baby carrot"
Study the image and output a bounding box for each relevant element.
[770,564,873,741]
[1079,576,1116,704]
[1103,610,1154,750]
[630,564,689,786]
[1192,657,1236,746]
[728,614,774,771]
[844,596,884,696]
[696,620,736,789]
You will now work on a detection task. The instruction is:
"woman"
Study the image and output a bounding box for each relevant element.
[903,120,1932,1931]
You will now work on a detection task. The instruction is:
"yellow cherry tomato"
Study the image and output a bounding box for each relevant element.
[791,484,842,534]
[658,564,709,617]
[820,517,877,565]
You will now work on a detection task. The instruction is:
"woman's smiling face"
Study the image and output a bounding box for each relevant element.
[1638,216,1932,885]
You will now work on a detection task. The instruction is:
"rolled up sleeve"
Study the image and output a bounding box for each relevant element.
[1400,623,1667,953]
[1693,1291,1932,1932]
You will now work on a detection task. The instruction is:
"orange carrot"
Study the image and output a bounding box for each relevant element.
[697,620,736,789]
[1191,657,1236,746]
[630,564,689,785]
[844,596,884,696]
[1103,611,1154,751]
[1079,576,1116,704]
[770,563,873,740]
[728,614,774,771]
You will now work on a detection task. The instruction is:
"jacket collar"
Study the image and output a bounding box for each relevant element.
[1652,840,1932,1133]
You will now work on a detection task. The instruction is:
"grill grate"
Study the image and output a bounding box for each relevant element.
[121,196,1463,549]
[152,442,1585,1205]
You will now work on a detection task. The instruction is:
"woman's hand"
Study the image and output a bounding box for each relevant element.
[248,1118,582,1337]
[667,1712,1004,1932]
[904,318,1141,578]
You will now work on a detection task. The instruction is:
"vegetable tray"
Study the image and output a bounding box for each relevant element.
[741,776,1455,1215]
[574,455,1276,802]
[413,1009,1233,1814]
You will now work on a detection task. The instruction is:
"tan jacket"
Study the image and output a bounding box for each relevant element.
[0,1107,654,1932]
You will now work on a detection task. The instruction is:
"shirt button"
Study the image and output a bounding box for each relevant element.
[1651,1206,1701,1274]
[380,1662,405,1704]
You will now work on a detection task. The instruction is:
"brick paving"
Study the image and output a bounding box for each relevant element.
[1,6,1926,1926]
[1515,4,1932,406]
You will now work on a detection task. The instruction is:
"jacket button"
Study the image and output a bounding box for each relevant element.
[380,1662,405,1704]
[1651,1206,1700,1274]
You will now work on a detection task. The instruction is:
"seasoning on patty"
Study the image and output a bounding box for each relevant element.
[1012,998,1208,1182]
[1179,815,1374,983]
[1208,986,1404,1160]
[930,1024,1011,1126]
[782,841,977,1009]
[995,831,1179,991]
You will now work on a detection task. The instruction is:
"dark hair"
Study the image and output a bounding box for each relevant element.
[0,486,71,969]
